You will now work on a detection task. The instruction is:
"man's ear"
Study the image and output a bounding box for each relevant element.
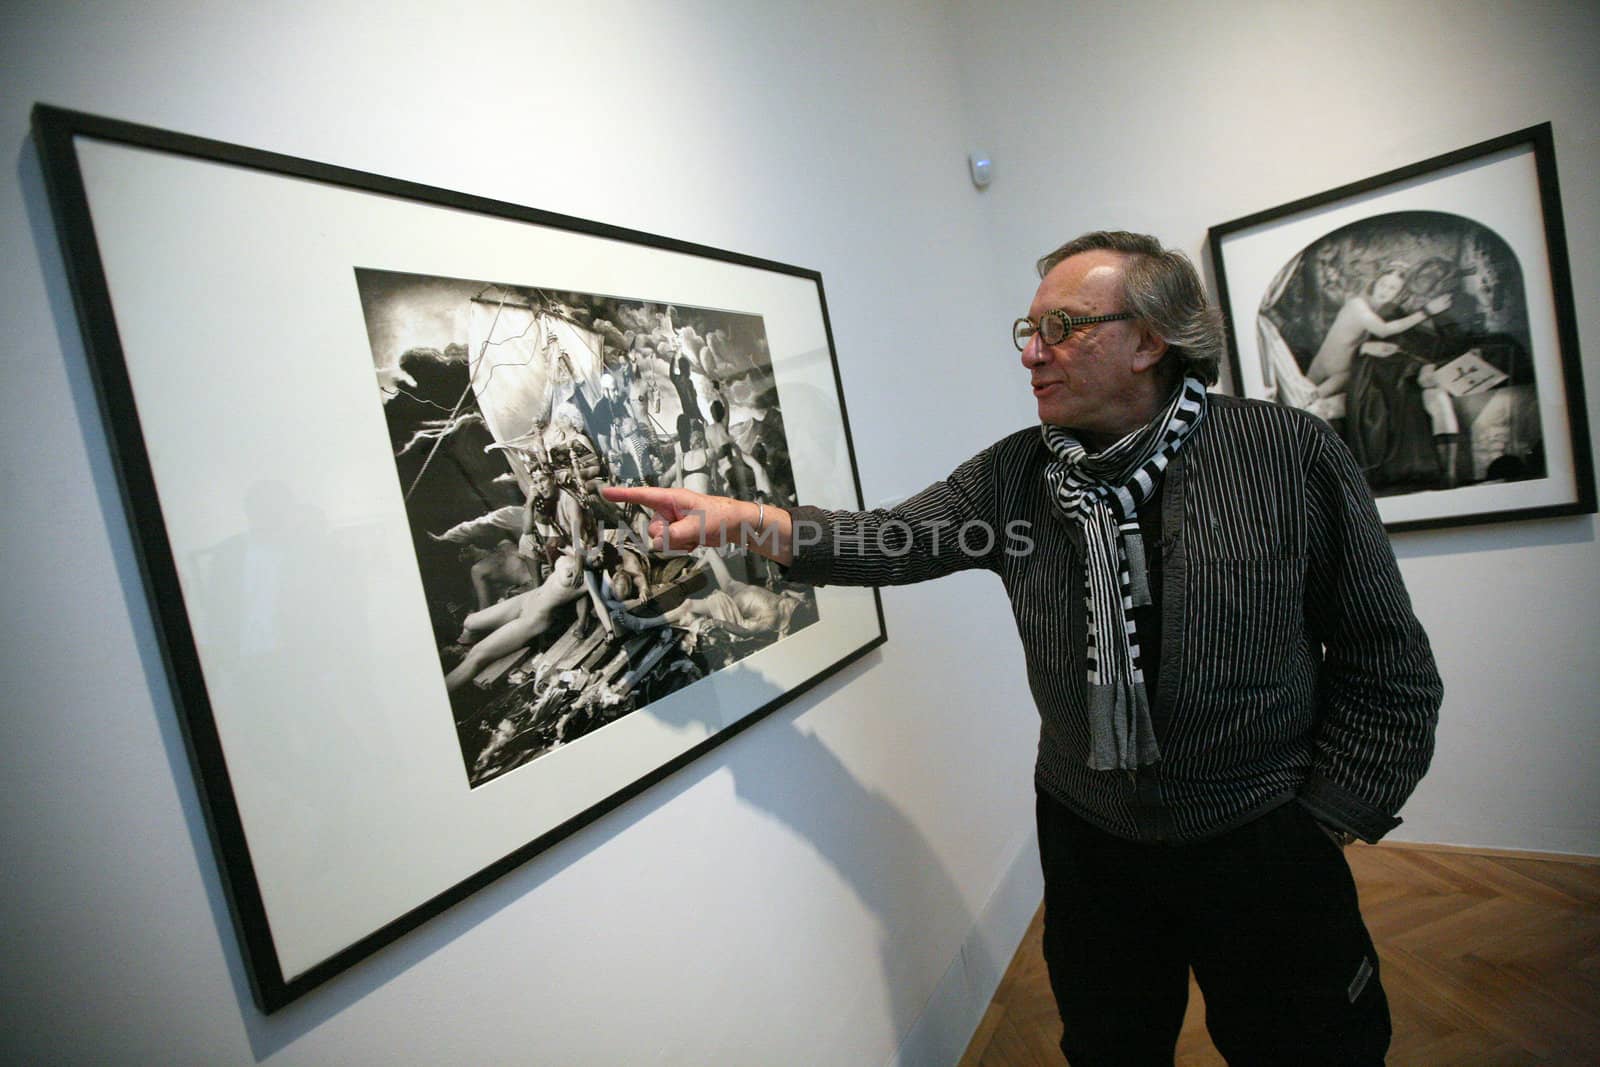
[1130,325,1169,374]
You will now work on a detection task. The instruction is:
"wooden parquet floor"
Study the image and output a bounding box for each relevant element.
[958,844,1600,1066]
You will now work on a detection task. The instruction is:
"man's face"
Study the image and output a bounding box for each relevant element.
[1021,250,1150,437]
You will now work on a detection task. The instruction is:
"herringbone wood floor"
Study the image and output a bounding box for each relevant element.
[958,844,1600,1065]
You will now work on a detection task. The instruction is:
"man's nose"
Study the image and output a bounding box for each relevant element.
[1021,334,1047,369]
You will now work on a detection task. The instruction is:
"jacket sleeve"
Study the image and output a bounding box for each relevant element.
[1299,423,1442,842]
[784,444,1009,588]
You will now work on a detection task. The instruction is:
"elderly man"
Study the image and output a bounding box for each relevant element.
[606,231,1440,1064]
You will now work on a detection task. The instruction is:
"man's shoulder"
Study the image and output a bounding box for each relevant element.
[938,426,1049,495]
[982,425,1051,471]
[1202,393,1337,448]
[1207,392,1315,422]
[993,424,1047,452]
[948,424,1047,464]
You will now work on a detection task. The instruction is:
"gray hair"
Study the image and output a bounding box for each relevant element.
[1036,230,1224,386]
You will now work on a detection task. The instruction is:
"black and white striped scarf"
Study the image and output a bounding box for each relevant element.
[1042,376,1207,772]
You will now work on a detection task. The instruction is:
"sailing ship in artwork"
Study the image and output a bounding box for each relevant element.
[358,269,817,787]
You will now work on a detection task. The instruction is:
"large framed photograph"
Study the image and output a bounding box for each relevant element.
[33,104,885,1012]
[1209,123,1594,532]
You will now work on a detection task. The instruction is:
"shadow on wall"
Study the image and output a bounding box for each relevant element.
[236,631,986,1059]
[658,665,997,1060]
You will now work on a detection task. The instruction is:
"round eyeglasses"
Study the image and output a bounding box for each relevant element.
[1012,309,1136,350]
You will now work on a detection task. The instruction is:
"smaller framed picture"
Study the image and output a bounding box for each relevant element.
[1208,123,1594,532]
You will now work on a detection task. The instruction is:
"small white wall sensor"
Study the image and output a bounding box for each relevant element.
[968,151,993,189]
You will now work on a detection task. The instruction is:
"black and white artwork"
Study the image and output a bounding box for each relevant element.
[1209,124,1593,532]
[357,270,819,787]
[35,103,883,1011]
[1254,211,1540,496]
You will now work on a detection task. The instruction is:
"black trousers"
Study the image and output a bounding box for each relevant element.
[1036,791,1390,1066]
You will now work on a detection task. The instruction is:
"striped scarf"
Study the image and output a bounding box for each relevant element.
[1042,376,1207,772]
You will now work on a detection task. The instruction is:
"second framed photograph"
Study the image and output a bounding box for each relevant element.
[34,104,885,1012]
[1209,123,1594,532]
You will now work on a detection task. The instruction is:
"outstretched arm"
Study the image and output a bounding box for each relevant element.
[1356,293,1451,339]
[604,437,1011,589]
[601,485,793,564]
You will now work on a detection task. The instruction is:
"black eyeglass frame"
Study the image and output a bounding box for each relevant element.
[1012,309,1136,350]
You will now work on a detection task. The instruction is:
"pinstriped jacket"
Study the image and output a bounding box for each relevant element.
[786,395,1441,844]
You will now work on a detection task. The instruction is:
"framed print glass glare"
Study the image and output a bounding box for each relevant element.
[32,104,886,1012]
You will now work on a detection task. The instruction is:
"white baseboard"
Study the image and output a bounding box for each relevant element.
[886,827,1044,1067]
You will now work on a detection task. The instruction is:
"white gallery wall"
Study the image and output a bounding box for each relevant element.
[946,0,1600,858]
[0,3,1039,1064]
[1,1,1596,1064]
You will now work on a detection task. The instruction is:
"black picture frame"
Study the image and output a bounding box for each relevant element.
[1208,123,1594,533]
[32,102,886,1013]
